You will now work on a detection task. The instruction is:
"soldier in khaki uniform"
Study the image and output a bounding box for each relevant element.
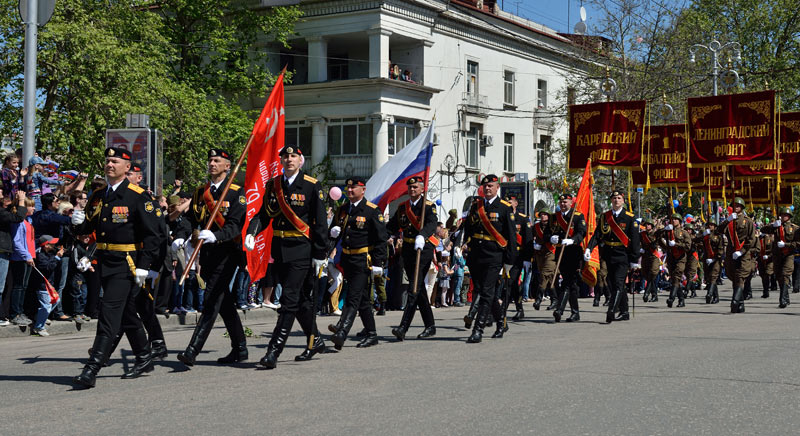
[761,207,799,308]
[639,219,661,303]
[684,224,699,299]
[656,213,692,308]
[755,229,775,299]
[699,221,725,304]
[531,205,555,311]
[716,197,757,313]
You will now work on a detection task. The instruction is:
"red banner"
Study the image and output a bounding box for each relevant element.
[242,73,286,282]
[733,111,800,180]
[687,90,776,167]
[632,124,702,187]
[743,179,794,206]
[568,100,645,170]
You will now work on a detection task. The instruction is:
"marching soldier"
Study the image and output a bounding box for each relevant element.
[755,228,776,299]
[328,176,388,349]
[684,225,700,299]
[176,148,248,366]
[550,193,586,322]
[531,205,555,311]
[71,147,161,388]
[700,221,725,304]
[716,197,756,313]
[762,207,799,308]
[639,218,661,303]
[462,175,516,343]
[504,194,533,322]
[244,145,329,369]
[585,190,641,323]
[656,213,692,308]
[386,177,438,341]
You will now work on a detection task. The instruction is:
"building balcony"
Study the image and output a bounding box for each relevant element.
[330,155,373,180]
[462,92,489,116]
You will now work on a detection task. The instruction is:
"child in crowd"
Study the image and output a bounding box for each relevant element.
[25,157,64,211]
[438,251,453,307]
[31,235,64,336]
[71,234,95,323]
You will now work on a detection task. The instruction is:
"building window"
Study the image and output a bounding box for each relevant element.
[327,118,373,156]
[467,60,479,95]
[537,79,548,109]
[388,119,419,156]
[465,126,479,169]
[535,135,551,175]
[567,86,576,105]
[503,70,515,106]
[285,121,312,152]
[503,133,514,173]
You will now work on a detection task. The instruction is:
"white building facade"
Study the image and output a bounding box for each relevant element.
[255,0,591,214]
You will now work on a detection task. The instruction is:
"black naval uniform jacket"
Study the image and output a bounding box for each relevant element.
[512,211,534,265]
[331,198,388,269]
[386,198,439,260]
[549,208,587,264]
[587,209,641,265]
[464,196,517,267]
[247,170,328,263]
[75,179,161,278]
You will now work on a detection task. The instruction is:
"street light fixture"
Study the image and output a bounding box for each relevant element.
[689,40,742,96]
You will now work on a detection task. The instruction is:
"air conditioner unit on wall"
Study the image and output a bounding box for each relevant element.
[480,134,493,147]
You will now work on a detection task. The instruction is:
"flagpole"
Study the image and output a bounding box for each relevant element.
[410,121,434,296]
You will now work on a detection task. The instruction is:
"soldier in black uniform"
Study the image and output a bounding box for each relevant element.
[549,193,587,322]
[328,176,388,349]
[462,175,516,343]
[585,190,641,323]
[175,148,248,367]
[244,145,329,369]
[503,194,533,322]
[386,177,438,341]
[72,147,162,388]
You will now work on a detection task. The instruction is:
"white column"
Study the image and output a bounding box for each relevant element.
[371,113,393,173]
[307,36,328,83]
[367,28,392,79]
[308,117,327,167]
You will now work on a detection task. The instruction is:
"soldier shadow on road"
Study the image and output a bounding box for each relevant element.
[0,374,81,388]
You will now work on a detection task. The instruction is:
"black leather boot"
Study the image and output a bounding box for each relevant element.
[532,289,542,310]
[566,310,580,322]
[511,301,524,321]
[417,325,436,338]
[553,289,568,322]
[295,334,326,361]
[667,284,678,308]
[392,306,412,341]
[593,292,602,306]
[260,345,279,369]
[677,290,686,307]
[744,280,753,300]
[731,287,745,313]
[705,283,713,304]
[465,296,479,328]
[467,306,487,343]
[331,308,355,350]
[491,320,505,338]
[711,284,720,304]
[217,341,248,364]
[150,339,168,361]
[122,344,154,379]
[689,283,697,298]
[356,331,379,348]
[177,318,213,367]
[73,335,113,389]
[260,314,294,369]
[778,283,789,309]
[545,292,558,310]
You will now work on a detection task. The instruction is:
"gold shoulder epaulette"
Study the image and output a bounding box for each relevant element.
[519,213,527,218]
[574,211,583,215]
[426,200,434,206]
[127,184,144,194]
[304,174,318,184]
[366,201,378,209]
[500,200,511,207]
[229,184,241,191]
[625,211,634,217]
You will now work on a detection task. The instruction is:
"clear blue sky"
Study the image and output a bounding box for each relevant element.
[497,0,596,34]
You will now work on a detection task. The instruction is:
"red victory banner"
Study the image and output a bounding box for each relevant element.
[687,90,776,168]
[568,100,646,170]
[733,111,800,181]
[632,124,702,188]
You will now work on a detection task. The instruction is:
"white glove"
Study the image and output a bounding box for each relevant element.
[330,226,341,238]
[639,248,645,254]
[244,234,256,251]
[732,250,742,260]
[773,220,781,228]
[198,230,216,244]
[664,224,673,231]
[533,243,542,250]
[727,212,737,221]
[371,266,383,277]
[71,209,85,225]
[561,238,574,246]
[134,268,149,287]
[763,255,769,260]
[583,248,591,261]
[706,258,713,265]
[312,258,327,276]
[171,238,185,252]
[704,229,710,236]
[668,240,676,247]
[523,261,531,269]
[414,235,425,250]
[503,264,513,277]
[629,263,640,269]
[777,240,786,248]
[550,235,559,244]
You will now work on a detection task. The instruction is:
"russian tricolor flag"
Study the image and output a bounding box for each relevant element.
[366,120,435,210]
[59,170,78,181]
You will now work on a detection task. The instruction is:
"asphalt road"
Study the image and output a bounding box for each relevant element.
[1,284,799,436]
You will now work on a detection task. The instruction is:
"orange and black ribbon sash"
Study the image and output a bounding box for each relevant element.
[727,220,743,252]
[535,222,555,254]
[404,200,439,246]
[603,210,629,247]
[703,235,715,259]
[555,212,575,237]
[203,184,226,229]
[641,231,659,258]
[476,198,507,248]
[273,177,310,239]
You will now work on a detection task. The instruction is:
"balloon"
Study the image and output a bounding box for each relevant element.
[791,206,796,211]
[435,199,442,206]
[672,200,679,207]
[329,186,342,201]
[718,207,724,213]
[686,217,693,223]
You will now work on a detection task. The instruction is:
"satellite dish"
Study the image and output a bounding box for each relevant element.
[574,21,587,35]
[18,0,56,26]
[580,6,587,21]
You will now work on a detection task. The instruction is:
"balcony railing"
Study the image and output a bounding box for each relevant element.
[330,155,373,180]
[462,92,489,116]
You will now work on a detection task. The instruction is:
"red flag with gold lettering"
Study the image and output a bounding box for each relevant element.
[568,100,646,170]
